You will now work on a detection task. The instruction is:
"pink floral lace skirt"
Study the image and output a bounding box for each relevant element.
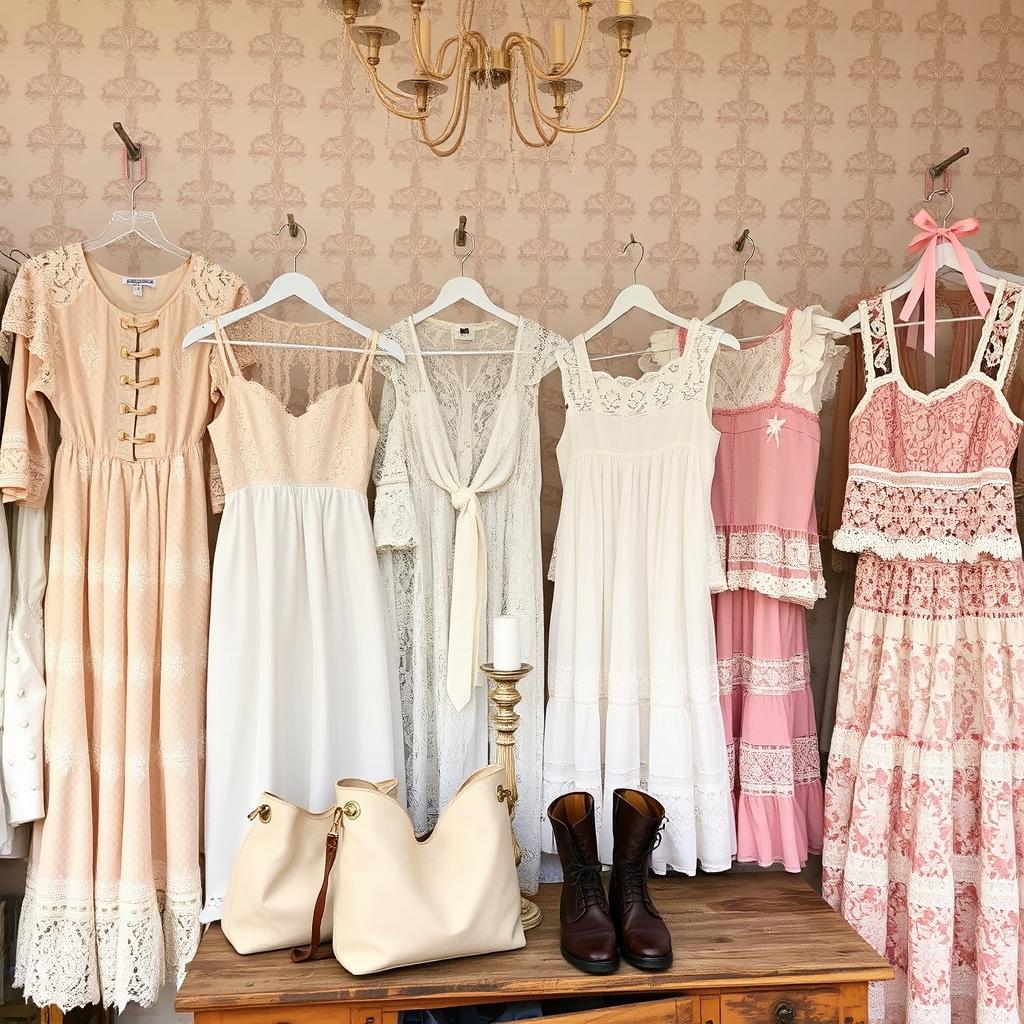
[715,589,823,871]
[823,553,1024,1024]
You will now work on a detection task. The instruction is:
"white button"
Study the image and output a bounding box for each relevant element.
[20,721,27,728]
[17,689,24,698]
[10,655,18,664]
[32,784,38,791]
[28,752,36,760]
[22,633,29,641]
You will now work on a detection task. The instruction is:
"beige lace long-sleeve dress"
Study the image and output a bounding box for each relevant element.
[0,244,248,1011]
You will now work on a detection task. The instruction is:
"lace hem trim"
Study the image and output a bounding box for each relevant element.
[724,569,824,607]
[718,653,811,698]
[728,737,820,797]
[717,527,825,605]
[546,667,719,706]
[833,526,1022,565]
[15,873,202,1011]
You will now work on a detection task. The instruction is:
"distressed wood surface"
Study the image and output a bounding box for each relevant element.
[177,874,892,1012]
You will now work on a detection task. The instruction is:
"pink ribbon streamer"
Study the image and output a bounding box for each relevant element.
[899,209,990,357]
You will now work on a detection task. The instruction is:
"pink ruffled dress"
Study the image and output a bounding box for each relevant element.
[687,307,845,870]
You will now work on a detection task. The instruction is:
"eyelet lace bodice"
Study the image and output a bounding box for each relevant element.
[835,280,1024,564]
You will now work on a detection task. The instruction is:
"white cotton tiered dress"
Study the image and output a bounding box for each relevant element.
[542,324,735,873]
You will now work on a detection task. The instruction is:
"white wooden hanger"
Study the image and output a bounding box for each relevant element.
[181,218,404,361]
[585,236,740,360]
[409,220,520,355]
[841,189,1022,332]
[84,137,190,260]
[705,231,846,338]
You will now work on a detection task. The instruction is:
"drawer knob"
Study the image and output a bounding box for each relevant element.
[774,1002,795,1024]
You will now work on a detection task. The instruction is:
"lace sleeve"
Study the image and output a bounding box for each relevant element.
[0,335,52,508]
[0,265,53,508]
[372,370,417,551]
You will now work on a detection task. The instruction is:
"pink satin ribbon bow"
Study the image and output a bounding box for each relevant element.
[899,209,990,357]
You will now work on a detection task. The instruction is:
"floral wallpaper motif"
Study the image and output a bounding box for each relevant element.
[1,0,1022,601]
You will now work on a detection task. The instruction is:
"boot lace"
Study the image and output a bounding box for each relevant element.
[566,851,607,909]
[621,820,665,905]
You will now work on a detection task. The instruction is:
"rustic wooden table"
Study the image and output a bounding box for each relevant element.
[177,873,892,1024]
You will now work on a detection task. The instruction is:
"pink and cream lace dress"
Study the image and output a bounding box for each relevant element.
[824,280,1024,1024]
[700,307,845,871]
[0,245,248,1010]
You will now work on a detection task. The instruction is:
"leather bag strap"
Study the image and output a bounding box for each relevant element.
[291,822,340,963]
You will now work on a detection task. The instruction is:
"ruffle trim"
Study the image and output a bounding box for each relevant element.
[717,526,825,607]
[735,786,823,873]
[832,526,1023,565]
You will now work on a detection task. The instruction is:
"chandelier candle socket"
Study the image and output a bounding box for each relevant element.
[327,0,651,157]
[482,661,543,931]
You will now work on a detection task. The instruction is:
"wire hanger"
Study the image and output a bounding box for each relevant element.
[84,123,190,259]
[584,234,739,357]
[408,216,521,356]
[703,229,846,340]
[181,216,404,361]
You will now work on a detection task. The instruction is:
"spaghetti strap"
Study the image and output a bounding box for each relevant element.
[355,331,379,393]
[212,317,242,379]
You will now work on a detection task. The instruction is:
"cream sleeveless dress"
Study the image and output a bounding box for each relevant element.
[201,320,401,923]
[542,323,735,874]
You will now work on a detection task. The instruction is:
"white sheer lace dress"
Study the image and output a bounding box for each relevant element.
[373,316,563,894]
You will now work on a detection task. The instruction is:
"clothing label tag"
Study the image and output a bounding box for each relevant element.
[123,276,156,298]
[455,325,477,343]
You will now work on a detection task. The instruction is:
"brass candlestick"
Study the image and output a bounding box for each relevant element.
[481,662,543,931]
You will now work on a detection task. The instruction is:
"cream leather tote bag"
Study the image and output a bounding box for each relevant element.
[295,764,526,975]
[222,779,399,955]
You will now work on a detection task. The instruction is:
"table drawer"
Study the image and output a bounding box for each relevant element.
[198,1006,359,1024]
[721,988,842,1024]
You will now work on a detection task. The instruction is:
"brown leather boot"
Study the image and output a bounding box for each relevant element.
[547,792,619,975]
[608,789,673,970]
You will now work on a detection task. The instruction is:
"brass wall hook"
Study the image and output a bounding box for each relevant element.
[734,229,756,280]
[454,216,476,274]
[621,233,645,284]
[274,215,308,272]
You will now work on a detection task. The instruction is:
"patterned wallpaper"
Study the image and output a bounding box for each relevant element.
[0,0,1022,564]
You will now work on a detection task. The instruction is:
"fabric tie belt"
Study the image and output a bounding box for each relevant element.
[445,484,487,710]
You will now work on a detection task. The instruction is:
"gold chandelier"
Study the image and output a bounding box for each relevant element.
[329,0,651,158]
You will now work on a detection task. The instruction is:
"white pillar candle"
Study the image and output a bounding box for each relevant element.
[617,0,634,13]
[492,615,522,671]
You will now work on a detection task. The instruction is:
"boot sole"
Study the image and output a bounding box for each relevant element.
[621,949,673,971]
[560,945,620,975]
